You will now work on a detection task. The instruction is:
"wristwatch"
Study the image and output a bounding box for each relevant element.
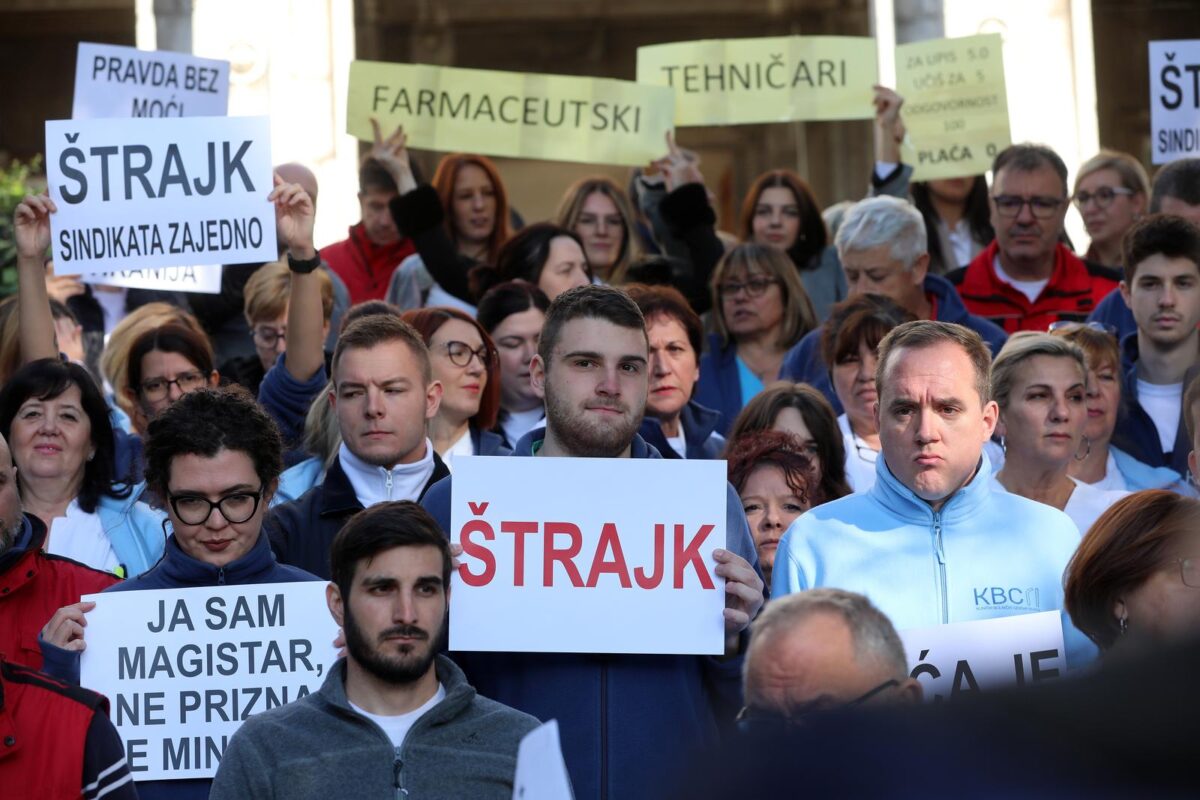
[287,250,321,274]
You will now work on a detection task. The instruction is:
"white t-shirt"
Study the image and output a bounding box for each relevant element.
[665,433,687,459]
[45,499,120,574]
[993,256,1049,303]
[839,414,879,492]
[500,407,545,450]
[989,476,1128,535]
[941,218,976,268]
[349,683,446,751]
[440,429,476,473]
[1084,451,1130,493]
[1136,379,1183,454]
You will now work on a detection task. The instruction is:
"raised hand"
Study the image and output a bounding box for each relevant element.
[872,85,906,163]
[14,194,57,260]
[369,117,418,194]
[649,131,705,193]
[268,173,316,259]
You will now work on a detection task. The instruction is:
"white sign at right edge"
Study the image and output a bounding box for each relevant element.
[1149,40,1200,164]
[899,610,1066,703]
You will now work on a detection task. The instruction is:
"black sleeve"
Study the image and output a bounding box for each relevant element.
[82,710,138,800]
[389,187,476,304]
[658,183,724,315]
[185,263,260,335]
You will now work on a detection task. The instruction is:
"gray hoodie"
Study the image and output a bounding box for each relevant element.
[210,655,542,799]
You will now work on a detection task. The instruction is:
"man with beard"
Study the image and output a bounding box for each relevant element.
[210,501,539,799]
[421,284,764,800]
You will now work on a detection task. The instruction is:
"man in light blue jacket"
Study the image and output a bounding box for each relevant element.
[773,320,1097,668]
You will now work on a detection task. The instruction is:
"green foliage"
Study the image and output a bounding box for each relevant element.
[0,155,45,297]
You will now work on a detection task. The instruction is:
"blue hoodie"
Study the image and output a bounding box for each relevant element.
[1112,333,1198,482]
[421,429,761,800]
[95,485,167,578]
[39,529,320,800]
[773,452,1097,670]
[779,275,1009,414]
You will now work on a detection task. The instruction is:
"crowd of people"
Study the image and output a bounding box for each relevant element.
[1,76,1200,798]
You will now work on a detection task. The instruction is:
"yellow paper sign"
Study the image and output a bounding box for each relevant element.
[636,36,878,126]
[347,61,675,167]
[896,34,1012,181]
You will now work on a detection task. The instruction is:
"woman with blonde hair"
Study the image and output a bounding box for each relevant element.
[695,243,816,435]
[555,176,643,284]
[1073,150,1150,268]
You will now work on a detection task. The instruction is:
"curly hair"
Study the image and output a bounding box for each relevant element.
[143,387,283,499]
[0,359,131,511]
[725,429,821,507]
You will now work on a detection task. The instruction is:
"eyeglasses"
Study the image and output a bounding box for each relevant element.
[441,341,495,368]
[736,679,900,732]
[140,371,207,401]
[252,326,286,348]
[1073,186,1133,210]
[1174,557,1200,588]
[992,195,1065,219]
[168,487,264,526]
[1047,320,1119,337]
[719,277,778,298]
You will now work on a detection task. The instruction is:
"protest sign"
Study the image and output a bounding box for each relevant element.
[1149,40,1200,164]
[900,610,1066,703]
[73,42,229,120]
[635,36,877,126]
[895,34,1012,181]
[86,265,222,294]
[45,115,277,277]
[347,61,674,167]
[449,456,728,655]
[512,721,573,800]
[79,582,337,781]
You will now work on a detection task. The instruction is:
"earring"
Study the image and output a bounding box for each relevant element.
[1118,615,1128,635]
[1073,436,1091,462]
[87,452,95,462]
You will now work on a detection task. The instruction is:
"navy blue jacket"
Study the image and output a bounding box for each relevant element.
[638,400,725,459]
[1111,334,1198,481]
[1087,286,1138,342]
[780,275,1009,413]
[695,333,749,437]
[421,428,761,800]
[265,451,450,579]
[257,352,328,467]
[471,425,512,457]
[40,530,319,800]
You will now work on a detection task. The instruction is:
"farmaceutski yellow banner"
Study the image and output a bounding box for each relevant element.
[636,36,878,126]
[896,34,1012,181]
[347,61,675,167]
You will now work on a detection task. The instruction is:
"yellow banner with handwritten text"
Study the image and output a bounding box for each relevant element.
[636,36,877,126]
[347,61,675,167]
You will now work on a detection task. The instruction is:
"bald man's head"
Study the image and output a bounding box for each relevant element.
[275,162,319,209]
[0,434,23,554]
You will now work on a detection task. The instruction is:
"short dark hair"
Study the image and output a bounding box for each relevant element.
[821,294,916,371]
[330,501,452,602]
[992,143,1070,197]
[0,359,130,511]
[476,280,550,336]
[1151,158,1200,211]
[358,157,398,195]
[1122,214,1200,283]
[333,315,432,385]
[537,285,647,366]
[143,387,283,500]
[127,324,215,395]
[877,321,993,404]
[470,223,590,302]
[339,300,404,335]
[623,283,704,356]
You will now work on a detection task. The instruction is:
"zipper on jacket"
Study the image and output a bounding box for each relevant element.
[394,752,408,797]
[600,661,608,800]
[932,512,948,624]
[217,567,226,586]
[385,470,394,501]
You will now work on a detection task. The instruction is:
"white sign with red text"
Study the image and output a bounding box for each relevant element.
[449,456,728,655]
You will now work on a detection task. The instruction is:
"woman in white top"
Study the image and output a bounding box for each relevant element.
[991,332,1128,533]
[401,307,507,470]
[822,294,915,492]
[0,359,164,577]
[475,281,550,451]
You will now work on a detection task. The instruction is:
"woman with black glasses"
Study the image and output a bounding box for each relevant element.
[696,243,817,435]
[401,307,510,470]
[38,387,318,799]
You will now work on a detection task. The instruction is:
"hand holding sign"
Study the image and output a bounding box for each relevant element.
[368,118,417,195]
[269,174,316,260]
[45,262,87,303]
[14,194,57,260]
[42,600,96,653]
[873,85,906,164]
[715,548,764,653]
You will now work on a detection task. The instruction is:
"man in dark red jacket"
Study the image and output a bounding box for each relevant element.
[0,433,118,671]
[949,144,1121,332]
[320,158,417,303]
[0,657,136,799]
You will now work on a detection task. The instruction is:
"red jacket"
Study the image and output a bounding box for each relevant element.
[0,516,120,671]
[948,241,1122,333]
[320,222,416,304]
[0,659,106,799]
